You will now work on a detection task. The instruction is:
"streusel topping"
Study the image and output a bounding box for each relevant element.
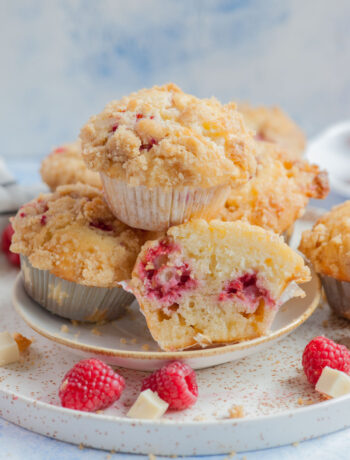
[299,201,350,281]
[80,83,256,187]
[40,140,102,191]
[238,103,305,160]
[11,184,146,286]
[220,142,329,234]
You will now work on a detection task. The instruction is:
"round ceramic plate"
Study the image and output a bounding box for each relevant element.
[1,249,350,455]
[13,267,320,371]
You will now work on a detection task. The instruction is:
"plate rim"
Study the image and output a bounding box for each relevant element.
[12,269,321,360]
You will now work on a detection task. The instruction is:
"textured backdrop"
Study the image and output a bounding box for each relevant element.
[1,0,350,158]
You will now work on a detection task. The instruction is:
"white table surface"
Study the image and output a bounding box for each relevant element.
[1,159,349,460]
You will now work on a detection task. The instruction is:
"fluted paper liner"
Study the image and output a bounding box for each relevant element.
[20,256,134,322]
[100,174,231,230]
[320,275,350,320]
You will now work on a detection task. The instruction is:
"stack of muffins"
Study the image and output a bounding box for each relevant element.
[11,83,332,351]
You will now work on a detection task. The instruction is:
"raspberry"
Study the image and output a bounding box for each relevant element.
[302,336,350,386]
[141,361,198,410]
[59,358,125,412]
[1,223,20,267]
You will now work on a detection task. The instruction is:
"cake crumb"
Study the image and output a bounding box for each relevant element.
[193,415,206,421]
[228,405,244,419]
[96,409,104,414]
[322,320,329,328]
[292,441,299,447]
[106,455,111,460]
[142,344,150,351]
[71,320,79,327]
[131,337,137,344]
[110,449,116,454]
[60,325,69,333]
[13,332,32,352]
[228,452,236,458]
[78,443,84,450]
[148,455,156,460]
[91,328,101,336]
[120,337,127,344]
[297,397,304,405]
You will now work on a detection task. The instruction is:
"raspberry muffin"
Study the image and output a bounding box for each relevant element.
[299,201,350,320]
[40,140,102,190]
[11,184,146,322]
[130,219,310,351]
[80,83,256,231]
[238,103,305,160]
[220,142,329,237]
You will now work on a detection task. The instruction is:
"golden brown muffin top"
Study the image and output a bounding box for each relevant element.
[11,183,147,286]
[238,103,306,160]
[40,140,102,191]
[80,83,256,188]
[299,201,350,281]
[220,142,329,234]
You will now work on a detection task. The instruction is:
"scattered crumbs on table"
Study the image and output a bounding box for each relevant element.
[78,442,84,450]
[148,454,156,460]
[120,337,127,344]
[297,397,304,405]
[60,325,69,333]
[91,328,101,336]
[293,441,300,447]
[142,344,150,351]
[228,405,244,419]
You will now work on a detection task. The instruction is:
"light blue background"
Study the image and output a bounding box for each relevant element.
[1,0,350,159]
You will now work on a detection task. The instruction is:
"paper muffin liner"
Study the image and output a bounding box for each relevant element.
[100,174,231,230]
[320,274,350,320]
[20,256,134,322]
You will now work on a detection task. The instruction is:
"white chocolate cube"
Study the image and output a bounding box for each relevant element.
[127,389,169,419]
[316,366,350,398]
[0,332,20,366]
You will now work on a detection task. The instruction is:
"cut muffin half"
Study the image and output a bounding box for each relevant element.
[130,219,311,351]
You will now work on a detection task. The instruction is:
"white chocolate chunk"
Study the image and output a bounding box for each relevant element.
[0,331,20,366]
[316,366,350,398]
[127,389,169,419]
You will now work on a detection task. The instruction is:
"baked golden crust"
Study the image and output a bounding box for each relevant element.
[299,201,350,281]
[80,83,256,188]
[220,142,329,234]
[238,103,306,160]
[11,184,147,286]
[40,140,102,191]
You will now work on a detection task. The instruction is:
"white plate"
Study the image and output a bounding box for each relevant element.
[1,248,350,454]
[12,267,320,371]
[3,207,349,455]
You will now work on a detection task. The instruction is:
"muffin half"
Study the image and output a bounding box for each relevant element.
[130,219,310,351]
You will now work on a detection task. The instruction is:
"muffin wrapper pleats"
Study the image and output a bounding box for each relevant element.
[100,174,231,231]
[20,256,134,322]
[320,275,350,320]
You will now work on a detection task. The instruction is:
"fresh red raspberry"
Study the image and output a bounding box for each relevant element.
[1,223,20,267]
[302,336,350,386]
[141,361,198,410]
[59,358,125,412]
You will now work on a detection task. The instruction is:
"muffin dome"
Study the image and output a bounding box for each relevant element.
[80,83,256,188]
[40,140,102,191]
[299,201,350,281]
[11,184,146,287]
[238,103,305,160]
[220,142,329,234]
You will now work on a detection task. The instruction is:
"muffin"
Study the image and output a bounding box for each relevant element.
[129,219,310,351]
[299,201,350,320]
[11,183,146,322]
[238,103,306,160]
[40,140,102,191]
[80,83,257,231]
[220,142,329,237]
